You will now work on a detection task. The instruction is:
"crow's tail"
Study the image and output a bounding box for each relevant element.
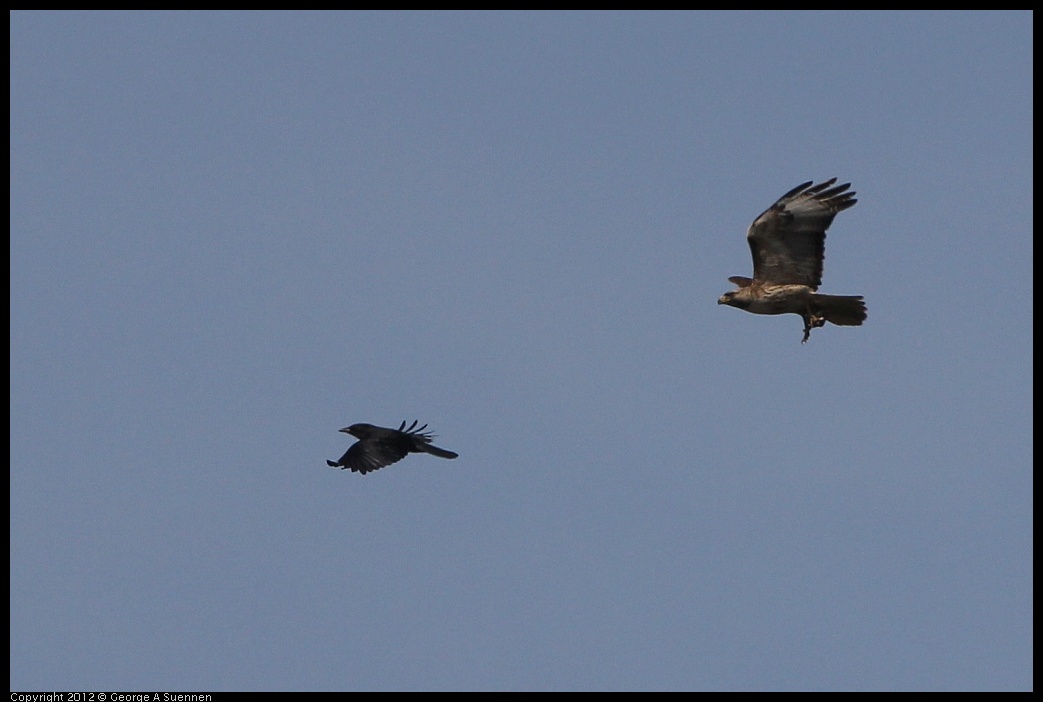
[421,444,459,460]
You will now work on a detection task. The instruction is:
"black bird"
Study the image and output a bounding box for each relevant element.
[326,420,458,475]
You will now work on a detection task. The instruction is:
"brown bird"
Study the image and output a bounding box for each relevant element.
[717,178,867,343]
[326,420,458,475]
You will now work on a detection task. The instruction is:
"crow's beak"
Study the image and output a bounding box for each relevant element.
[338,427,351,433]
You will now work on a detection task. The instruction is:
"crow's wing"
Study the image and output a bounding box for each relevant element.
[340,436,411,474]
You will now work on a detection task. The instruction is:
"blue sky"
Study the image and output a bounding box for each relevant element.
[10,11,1032,691]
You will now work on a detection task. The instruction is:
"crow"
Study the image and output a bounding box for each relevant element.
[326,420,458,475]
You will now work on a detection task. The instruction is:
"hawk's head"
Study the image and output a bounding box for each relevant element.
[718,290,750,309]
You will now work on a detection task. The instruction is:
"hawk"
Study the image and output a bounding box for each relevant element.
[717,178,867,343]
[326,420,458,475]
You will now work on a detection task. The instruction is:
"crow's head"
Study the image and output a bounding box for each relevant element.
[340,423,376,439]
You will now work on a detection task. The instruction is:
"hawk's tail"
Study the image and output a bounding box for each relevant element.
[420,444,459,460]
[814,294,867,327]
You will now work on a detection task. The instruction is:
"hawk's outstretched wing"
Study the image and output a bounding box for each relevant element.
[746,179,857,288]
